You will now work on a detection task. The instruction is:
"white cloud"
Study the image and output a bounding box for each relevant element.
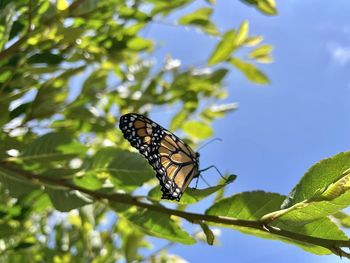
[328,44,350,66]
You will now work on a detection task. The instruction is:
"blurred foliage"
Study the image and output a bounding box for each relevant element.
[0,0,274,261]
[3,0,350,262]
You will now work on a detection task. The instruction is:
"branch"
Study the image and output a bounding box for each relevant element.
[0,161,349,258]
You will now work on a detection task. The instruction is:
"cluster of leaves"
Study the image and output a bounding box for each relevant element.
[3,0,350,262]
[0,0,275,261]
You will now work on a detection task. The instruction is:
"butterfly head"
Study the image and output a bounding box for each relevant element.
[194,152,200,164]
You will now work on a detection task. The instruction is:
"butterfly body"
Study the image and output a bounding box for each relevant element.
[119,113,200,201]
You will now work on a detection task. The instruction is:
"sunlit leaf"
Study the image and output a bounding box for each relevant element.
[243,35,263,47]
[201,103,238,121]
[151,0,193,16]
[206,191,346,255]
[0,3,15,50]
[178,8,219,35]
[183,121,213,139]
[208,30,235,65]
[57,0,69,11]
[170,109,190,131]
[89,148,154,191]
[333,211,350,228]
[73,171,104,191]
[229,57,270,84]
[127,37,153,51]
[240,0,277,15]
[206,191,285,220]
[282,151,350,208]
[233,20,249,47]
[249,44,273,60]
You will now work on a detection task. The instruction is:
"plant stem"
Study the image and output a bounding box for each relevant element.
[0,161,349,258]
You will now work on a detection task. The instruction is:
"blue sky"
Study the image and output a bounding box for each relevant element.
[145,1,350,262]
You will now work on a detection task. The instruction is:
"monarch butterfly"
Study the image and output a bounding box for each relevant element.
[119,113,201,201]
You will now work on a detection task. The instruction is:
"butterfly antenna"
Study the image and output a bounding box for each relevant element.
[197,138,222,151]
[199,165,227,181]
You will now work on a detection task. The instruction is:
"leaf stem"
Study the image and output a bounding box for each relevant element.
[0,161,349,258]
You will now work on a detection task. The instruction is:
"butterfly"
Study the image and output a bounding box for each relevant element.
[119,113,200,201]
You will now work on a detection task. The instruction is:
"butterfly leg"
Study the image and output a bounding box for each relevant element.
[199,165,227,181]
[195,175,200,189]
[199,174,210,187]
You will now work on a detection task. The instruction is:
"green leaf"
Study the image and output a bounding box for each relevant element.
[283,151,350,208]
[125,209,196,245]
[206,191,285,220]
[270,191,350,226]
[0,99,9,126]
[208,30,236,65]
[0,69,12,82]
[14,241,36,250]
[27,52,64,65]
[333,211,350,228]
[206,191,345,255]
[249,44,273,60]
[201,103,238,121]
[151,0,193,16]
[206,68,229,83]
[57,0,68,10]
[125,22,146,36]
[208,21,248,65]
[262,168,350,226]
[124,232,143,262]
[240,0,277,16]
[275,217,348,246]
[254,55,273,64]
[212,174,237,202]
[178,8,212,24]
[243,35,263,47]
[183,121,213,140]
[45,188,91,212]
[73,171,104,191]
[257,0,277,15]
[0,167,39,198]
[178,8,219,36]
[70,0,99,16]
[318,168,350,200]
[229,57,270,84]
[170,109,190,131]
[0,3,15,51]
[127,37,153,51]
[118,5,150,21]
[21,131,77,163]
[232,20,249,47]
[89,148,154,191]
[59,27,85,44]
